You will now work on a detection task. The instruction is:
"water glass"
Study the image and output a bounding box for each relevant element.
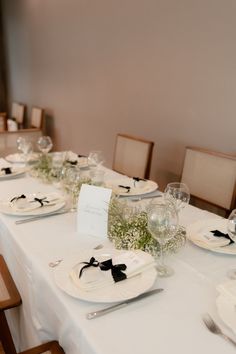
[164,182,190,214]
[147,201,178,277]
[61,165,80,211]
[88,151,105,168]
[37,136,53,154]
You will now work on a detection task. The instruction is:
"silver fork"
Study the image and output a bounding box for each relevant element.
[202,313,236,347]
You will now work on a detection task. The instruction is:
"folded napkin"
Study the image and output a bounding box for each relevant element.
[70,251,155,292]
[9,192,63,212]
[191,229,230,248]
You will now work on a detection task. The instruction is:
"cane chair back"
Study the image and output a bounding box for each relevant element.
[113,134,154,179]
[181,147,236,213]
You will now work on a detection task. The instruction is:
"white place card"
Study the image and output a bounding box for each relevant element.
[76,184,112,238]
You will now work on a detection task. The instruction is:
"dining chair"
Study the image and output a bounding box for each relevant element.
[0,112,7,131]
[0,255,65,354]
[181,146,236,215]
[8,103,25,130]
[113,133,154,179]
[29,107,44,130]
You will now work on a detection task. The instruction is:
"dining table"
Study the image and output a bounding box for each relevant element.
[0,156,236,354]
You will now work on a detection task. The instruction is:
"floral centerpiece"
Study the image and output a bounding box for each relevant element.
[108,197,186,257]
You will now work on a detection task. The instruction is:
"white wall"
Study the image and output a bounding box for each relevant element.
[2,0,236,190]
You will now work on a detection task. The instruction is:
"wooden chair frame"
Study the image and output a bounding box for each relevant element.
[0,255,65,354]
[181,146,236,213]
[113,133,154,179]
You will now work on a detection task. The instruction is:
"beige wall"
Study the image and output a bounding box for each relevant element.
[2,0,236,190]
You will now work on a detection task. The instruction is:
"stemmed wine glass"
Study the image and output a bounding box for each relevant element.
[16,137,33,165]
[226,209,236,279]
[37,136,53,154]
[61,165,80,211]
[164,182,190,214]
[147,201,178,277]
[88,151,105,169]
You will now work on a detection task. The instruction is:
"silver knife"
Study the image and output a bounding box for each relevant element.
[15,209,70,225]
[86,288,163,320]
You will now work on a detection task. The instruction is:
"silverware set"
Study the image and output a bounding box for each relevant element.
[15,209,71,224]
[202,313,236,347]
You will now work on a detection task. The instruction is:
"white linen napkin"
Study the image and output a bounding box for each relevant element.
[70,250,155,292]
[192,230,230,248]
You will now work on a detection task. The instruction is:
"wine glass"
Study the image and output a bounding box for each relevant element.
[88,151,105,168]
[226,209,236,279]
[37,136,53,154]
[147,202,178,277]
[61,165,80,211]
[164,182,190,214]
[16,137,33,165]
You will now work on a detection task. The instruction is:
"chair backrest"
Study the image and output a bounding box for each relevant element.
[11,102,25,125]
[113,133,154,179]
[30,107,44,129]
[0,112,7,131]
[181,146,236,212]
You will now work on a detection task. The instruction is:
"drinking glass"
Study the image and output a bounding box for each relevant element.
[147,202,178,277]
[37,136,53,154]
[226,209,236,279]
[164,182,190,214]
[61,165,80,211]
[88,151,105,168]
[16,137,33,165]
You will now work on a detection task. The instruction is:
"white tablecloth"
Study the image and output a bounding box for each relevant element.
[0,164,236,354]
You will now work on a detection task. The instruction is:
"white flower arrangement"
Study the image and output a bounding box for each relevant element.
[108,198,186,257]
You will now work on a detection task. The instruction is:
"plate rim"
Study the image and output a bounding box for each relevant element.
[186,218,236,255]
[0,195,65,216]
[105,178,158,196]
[54,249,157,303]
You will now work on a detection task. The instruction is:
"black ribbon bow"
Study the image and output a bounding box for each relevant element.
[33,197,50,207]
[66,160,78,165]
[1,167,12,175]
[100,259,127,283]
[211,230,234,244]
[133,177,146,187]
[10,194,26,203]
[79,257,100,278]
[118,185,131,193]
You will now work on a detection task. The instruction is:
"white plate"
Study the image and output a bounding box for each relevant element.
[5,153,39,164]
[105,178,158,196]
[0,193,65,216]
[216,294,236,334]
[186,219,236,255]
[0,167,26,180]
[54,249,157,303]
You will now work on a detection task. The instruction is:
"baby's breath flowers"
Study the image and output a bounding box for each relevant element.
[108,198,186,257]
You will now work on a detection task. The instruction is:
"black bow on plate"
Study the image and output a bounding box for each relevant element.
[79,257,127,283]
[100,259,127,283]
[32,197,50,207]
[10,194,26,203]
[118,185,131,193]
[133,177,146,187]
[1,167,12,175]
[79,257,100,278]
[211,230,234,244]
[66,160,78,165]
